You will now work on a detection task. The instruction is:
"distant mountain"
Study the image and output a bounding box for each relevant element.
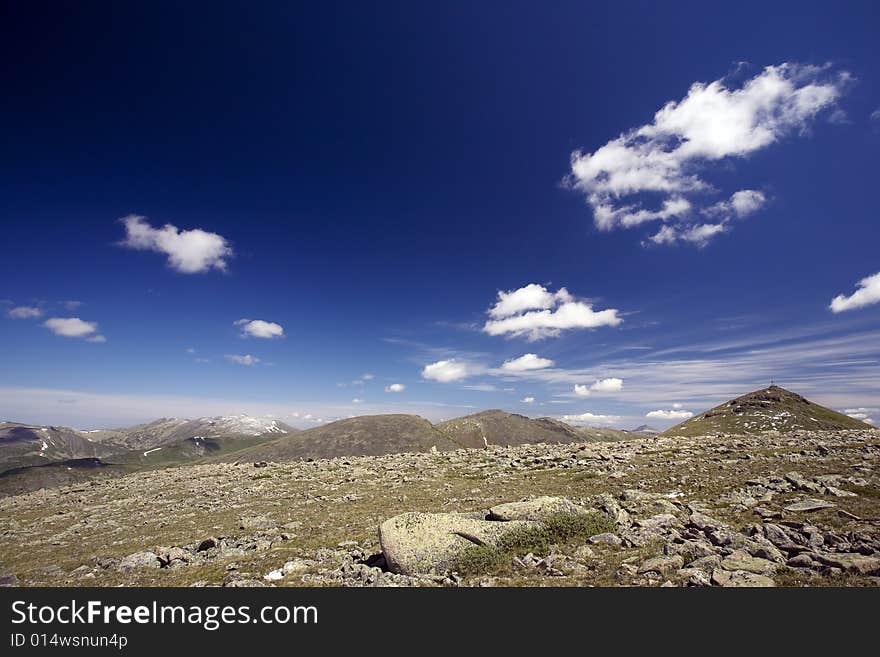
[435,410,632,448]
[0,422,115,472]
[0,415,297,480]
[661,385,875,437]
[87,415,295,451]
[230,414,458,461]
[435,410,578,448]
[631,424,660,435]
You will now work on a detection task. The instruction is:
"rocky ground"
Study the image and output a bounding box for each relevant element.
[0,429,878,587]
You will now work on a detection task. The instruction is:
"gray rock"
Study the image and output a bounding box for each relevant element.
[638,554,684,575]
[783,499,836,512]
[786,553,818,568]
[634,513,682,530]
[488,496,588,522]
[118,551,160,572]
[720,550,777,575]
[816,553,880,575]
[239,515,278,530]
[711,569,775,587]
[587,533,622,547]
[0,573,18,587]
[678,568,712,587]
[687,512,726,532]
[379,512,538,575]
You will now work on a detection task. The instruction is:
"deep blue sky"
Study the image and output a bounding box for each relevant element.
[1,1,878,429]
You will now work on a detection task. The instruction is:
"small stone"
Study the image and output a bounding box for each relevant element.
[786,554,818,568]
[282,559,311,576]
[720,550,777,575]
[196,537,217,552]
[783,499,836,512]
[711,569,775,587]
[264,569,284,581]
[118,551,160,572]
[572,545,595,562]
[587,533,622,547]
[816,553,880,575]
[0,573,18,587]
[638,554,684,576]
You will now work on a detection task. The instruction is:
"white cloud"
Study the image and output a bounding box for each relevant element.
[385,383,406,392]
[43,317,104,342]
[560,412,621,426]
[225,354,260,366]
[645,222,728,247]
[844,408,877,424]
[483,284,621,340]
[352,398,364,404]
[489,284,572,318]
[590,377,624,392]
[704,189,768,220]
[568,63,847,246]
[521,396,535,404]
[646,409,694,420]
[362,373,375,380]
[63,300,83,311]
[119,214,233,273]
[421,359,476,382]
[235,319,285,339]
[8,306,42,319]
[672,402,683,409]
[573,377,624,396]
[501,353,555,372]
[830,271,880,313]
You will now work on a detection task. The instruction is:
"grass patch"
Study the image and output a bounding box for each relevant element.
[845,484,880,499]
[453,511,616,575]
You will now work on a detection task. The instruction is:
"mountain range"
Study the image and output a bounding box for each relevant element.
[1,385,874,494]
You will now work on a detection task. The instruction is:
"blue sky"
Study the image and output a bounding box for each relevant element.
[1,1,879,429]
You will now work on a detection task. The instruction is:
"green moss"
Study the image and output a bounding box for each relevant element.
[453,511,616,575]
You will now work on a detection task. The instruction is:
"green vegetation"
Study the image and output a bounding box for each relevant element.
[453,511,616,575]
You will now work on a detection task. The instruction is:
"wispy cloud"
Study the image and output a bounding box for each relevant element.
[225,354,260,366]
[7,306,42,319]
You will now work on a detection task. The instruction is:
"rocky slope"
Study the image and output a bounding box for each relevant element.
[662,385,872,437]
[229,414,460,462]
[1,427,877,588]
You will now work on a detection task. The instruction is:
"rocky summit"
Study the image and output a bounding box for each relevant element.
[0,427,877,588]
[662,385,872,437]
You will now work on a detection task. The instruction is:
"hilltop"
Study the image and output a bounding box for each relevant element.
[662,386,874,437]
[435,410,631,448]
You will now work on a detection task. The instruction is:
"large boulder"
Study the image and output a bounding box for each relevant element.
[488,496,589,522]
[117,551,160,572]
[379,512,537,575]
